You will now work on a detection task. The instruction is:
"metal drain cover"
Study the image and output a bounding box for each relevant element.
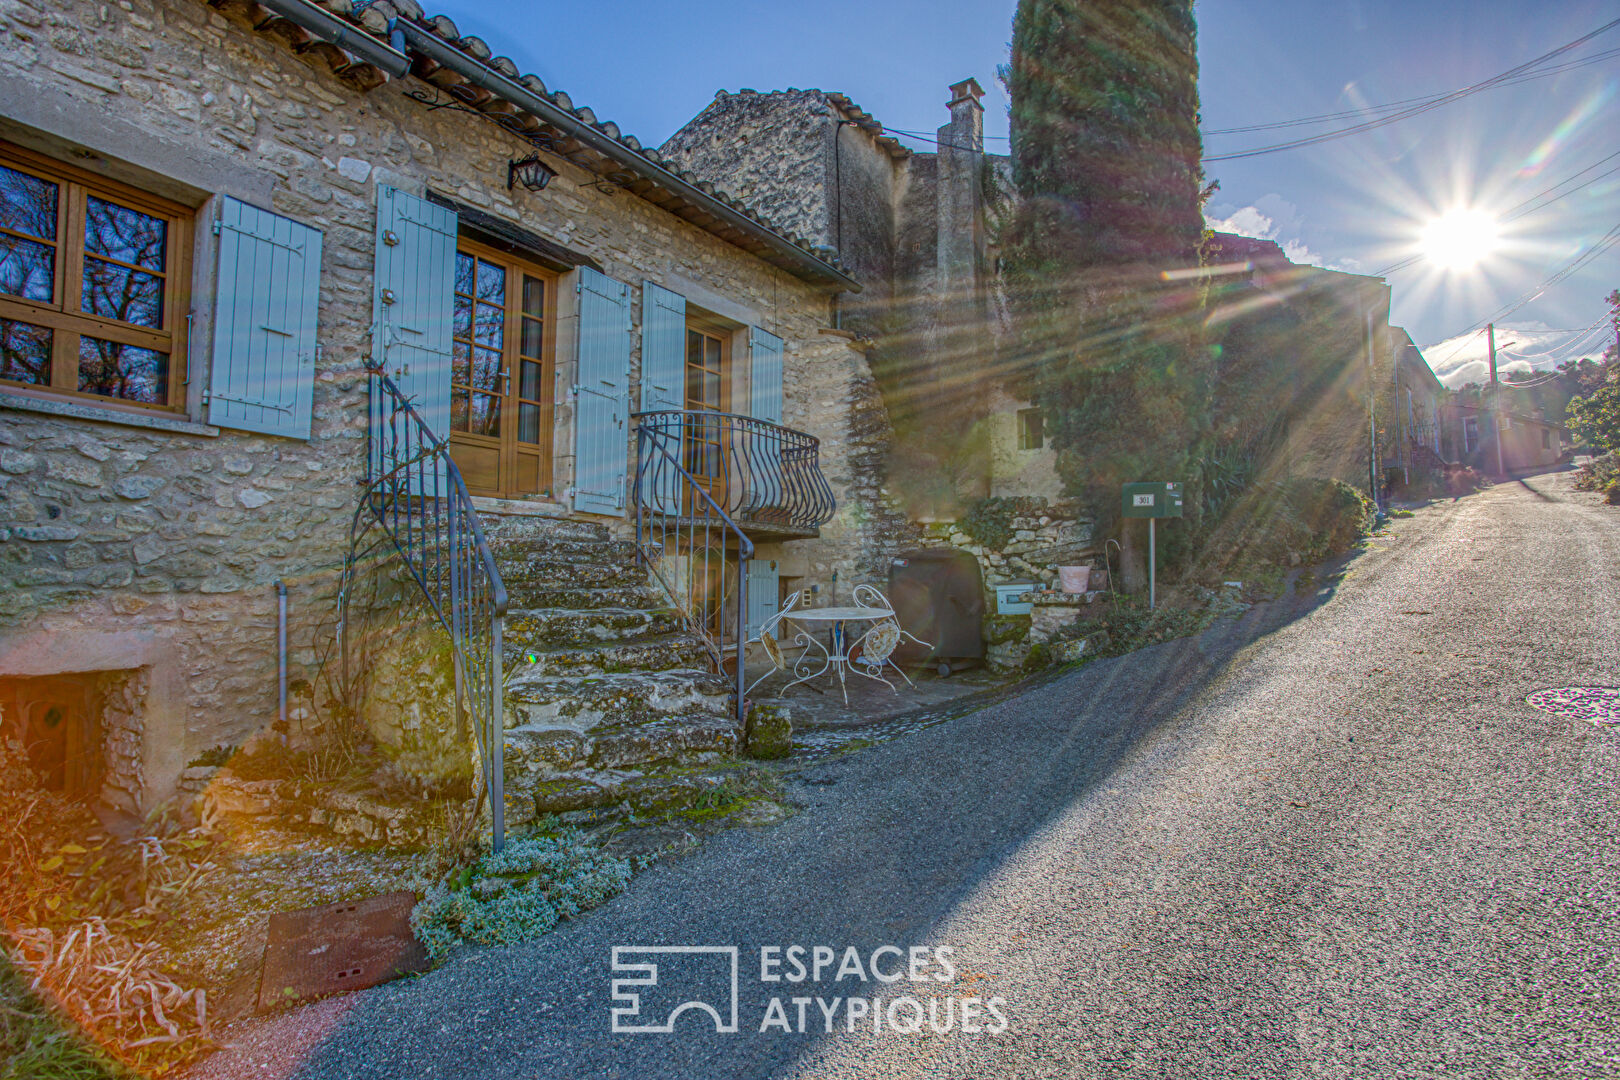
[257,891,428,1013]
[1526,687,1620,728]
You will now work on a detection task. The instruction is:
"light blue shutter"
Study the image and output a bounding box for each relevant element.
[746,559,779,638]
[371,187,457,491]
[641,281,686,413]
[749,327,784,424]
[207,197,322,438]
[640,281,686,514]
[573,267,631,516]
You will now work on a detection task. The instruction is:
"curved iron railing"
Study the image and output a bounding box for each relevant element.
[339,364,509,849]
[633,410,836,535]
[632,417,757,727]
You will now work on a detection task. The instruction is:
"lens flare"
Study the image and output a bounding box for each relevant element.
[1419,208,1501,270]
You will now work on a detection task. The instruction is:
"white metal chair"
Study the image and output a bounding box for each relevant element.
[850,584,930,688]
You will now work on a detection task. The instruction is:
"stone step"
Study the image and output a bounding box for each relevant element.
[503,731,741,821]
[505,669,732,730]
[497,552,645,591]
[504,715,738,782]
[503,583,668,612]
[504,606,684,650]
[489,535,640,564]
[478,512,609,545]
[505,633,712,677]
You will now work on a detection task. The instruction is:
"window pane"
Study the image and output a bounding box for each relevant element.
[687,329,702,366]
[451,387,469,432]
[521,315,543,358]
[469,392,500,436]
[0,165,58,241]
[0,318,51,385]
[453,293,472,340]
[706,336,721,370]
[686,363,702,404]
[84,196,165,272]
[519,402,541,444]
[452,341,472,387]
[82,257,163,327]
[471,348,502,393]
[475,259,504,303]
[703,368,720,408]
[0,233,54,301]
[78,336,167,404]
[519,359,542,400]
[473,302,503,349]
[522,276,544,317]
[455,251,475,296]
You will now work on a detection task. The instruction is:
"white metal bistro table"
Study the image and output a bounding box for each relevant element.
[775,605,894,704]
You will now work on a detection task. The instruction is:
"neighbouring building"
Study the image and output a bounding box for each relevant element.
[1445,402,1570,474]
[0,0,902,820]
[1381,327,1448,485]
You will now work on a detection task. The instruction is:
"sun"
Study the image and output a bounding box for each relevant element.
[1419,208,1501,271]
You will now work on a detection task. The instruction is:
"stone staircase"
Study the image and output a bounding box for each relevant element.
[481,513,740,826]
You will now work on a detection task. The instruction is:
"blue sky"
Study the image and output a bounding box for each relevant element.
[426,0,1618,383]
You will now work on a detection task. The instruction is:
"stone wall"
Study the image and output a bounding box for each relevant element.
[921,496,1100,596]
[0,0,887,806]
[97,667,148,814]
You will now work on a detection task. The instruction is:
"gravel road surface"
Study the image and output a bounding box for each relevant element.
[198,469,1619,1079]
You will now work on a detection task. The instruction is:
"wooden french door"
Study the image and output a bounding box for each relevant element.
[449,239,556,499]
[682,321,730,511]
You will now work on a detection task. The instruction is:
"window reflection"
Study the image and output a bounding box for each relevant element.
[78,336,167,404]
[0,317,51,385]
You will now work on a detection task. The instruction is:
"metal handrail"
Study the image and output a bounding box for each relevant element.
[632,418,756,729]
[340,364,509,849]
[633,410,836,534]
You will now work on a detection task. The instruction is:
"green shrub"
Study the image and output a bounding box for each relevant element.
[1574,451,1618,493]
[411,825,630,961]
[959,496,1045,550]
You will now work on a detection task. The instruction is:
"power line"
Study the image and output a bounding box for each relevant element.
[1202,19,1620,162]
[1204,47,1620,135]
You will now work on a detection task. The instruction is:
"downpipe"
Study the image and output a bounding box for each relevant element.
[275,579,289,746]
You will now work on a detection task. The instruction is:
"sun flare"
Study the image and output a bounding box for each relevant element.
[1419,208,1501,270]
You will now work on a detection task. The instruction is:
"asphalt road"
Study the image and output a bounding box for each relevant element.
[200,469,1620,1079]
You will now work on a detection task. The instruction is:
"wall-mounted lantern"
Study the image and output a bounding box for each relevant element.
[508,153,558,192]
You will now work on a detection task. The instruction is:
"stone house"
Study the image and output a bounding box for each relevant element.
[660,78,1106,603]
[1381,327,1447,483]
[0,0,901,821]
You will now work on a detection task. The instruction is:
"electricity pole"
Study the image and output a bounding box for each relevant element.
[1487,322,1505,477]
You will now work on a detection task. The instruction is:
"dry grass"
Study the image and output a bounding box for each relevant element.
[1,747,219,1074]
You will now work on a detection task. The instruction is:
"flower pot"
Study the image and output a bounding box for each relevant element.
[1057,565,1091,593]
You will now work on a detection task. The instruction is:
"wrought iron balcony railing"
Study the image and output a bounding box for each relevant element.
[632,410,836,538]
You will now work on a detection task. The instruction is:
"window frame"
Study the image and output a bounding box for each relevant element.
[0,140,193,414]
[446,236,559,500]
[1016,406,1045,451]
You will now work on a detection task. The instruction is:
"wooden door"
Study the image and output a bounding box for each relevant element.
[682,322,729,512]
[448,240,556,500]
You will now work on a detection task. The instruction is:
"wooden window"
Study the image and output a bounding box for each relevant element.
[1017,407,1044,451]
[447,239,556,499]
[0,142,192,412]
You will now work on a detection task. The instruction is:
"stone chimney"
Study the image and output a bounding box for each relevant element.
[936,78,986,305]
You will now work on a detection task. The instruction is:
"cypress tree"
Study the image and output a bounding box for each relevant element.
[1002,0,1209,579]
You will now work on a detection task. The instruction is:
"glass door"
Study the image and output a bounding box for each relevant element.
[683,323,729,512]
[449,241,554,500]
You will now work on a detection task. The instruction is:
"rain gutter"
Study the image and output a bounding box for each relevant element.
[258,0,411,78]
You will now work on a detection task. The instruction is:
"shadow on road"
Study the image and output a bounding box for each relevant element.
[269,552,1363,1080]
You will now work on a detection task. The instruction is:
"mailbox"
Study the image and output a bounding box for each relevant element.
[1122,481,1183,519]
